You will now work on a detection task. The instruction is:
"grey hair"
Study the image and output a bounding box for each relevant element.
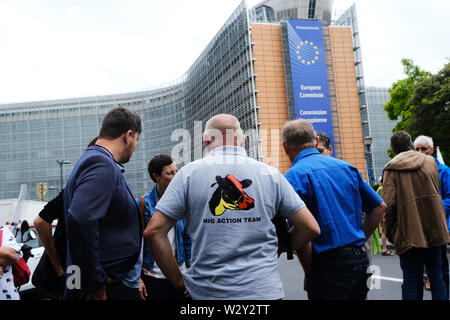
[413,135,434,148]
[282,119,317,149]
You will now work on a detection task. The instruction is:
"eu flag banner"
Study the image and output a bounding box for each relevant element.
[287,19,334,155]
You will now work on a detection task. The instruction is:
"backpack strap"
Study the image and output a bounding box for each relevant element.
[139,196,145,215]
[138,196,145,226]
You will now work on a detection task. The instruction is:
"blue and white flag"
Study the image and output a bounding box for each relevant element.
[436,146,445,165]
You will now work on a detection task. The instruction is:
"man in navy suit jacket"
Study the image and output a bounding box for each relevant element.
[64,107,143,300]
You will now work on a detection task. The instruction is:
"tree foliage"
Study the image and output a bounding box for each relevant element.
[384,59,450,163]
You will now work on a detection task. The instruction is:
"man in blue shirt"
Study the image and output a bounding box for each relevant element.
[282,119,386,300]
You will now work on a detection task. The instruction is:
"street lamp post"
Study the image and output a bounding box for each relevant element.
[56,160,72,190]
[363,137,374,185]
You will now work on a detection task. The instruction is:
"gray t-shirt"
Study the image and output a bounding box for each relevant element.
[156,146,305,300]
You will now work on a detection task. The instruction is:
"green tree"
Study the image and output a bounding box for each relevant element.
[407,62,450,163]
[384,59,450,163]
[384,59,431,131]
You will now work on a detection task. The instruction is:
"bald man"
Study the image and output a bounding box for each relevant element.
[144,114,320,300]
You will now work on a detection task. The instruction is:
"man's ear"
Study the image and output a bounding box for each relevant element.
[282,142,290,156]
[314,136,319,147]
[239,135,246,147]
[202,134,211,147]
[123,130,133,144]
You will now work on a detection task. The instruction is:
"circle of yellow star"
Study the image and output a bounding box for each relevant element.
[296,40,320,65]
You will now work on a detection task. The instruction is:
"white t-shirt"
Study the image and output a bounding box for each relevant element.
[156,146,305,300]
[0,226,22,300]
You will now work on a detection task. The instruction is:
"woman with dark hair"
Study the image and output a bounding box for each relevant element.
[137,154,191,300]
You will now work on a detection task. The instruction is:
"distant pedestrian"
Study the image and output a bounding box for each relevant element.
[144,114,320,300]
[137,154,191,300]
[383,131,449,300]
[282,119,386,300]
[64,107,144,300]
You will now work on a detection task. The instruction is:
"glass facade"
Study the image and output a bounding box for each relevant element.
[250,0,334,25]
[331,4,375,184]
[0,2,258,201]
[366,87,399,182]
[250,5,276,23]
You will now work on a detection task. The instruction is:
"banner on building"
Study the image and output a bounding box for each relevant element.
[287,19,334,155]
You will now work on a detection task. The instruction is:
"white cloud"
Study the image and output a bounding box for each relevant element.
[0,0,448,103]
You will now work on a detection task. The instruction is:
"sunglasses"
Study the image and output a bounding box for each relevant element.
[415,147,429,152]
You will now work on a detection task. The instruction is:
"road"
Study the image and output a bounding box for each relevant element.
[279,249,450,300]
[20,248,449,300]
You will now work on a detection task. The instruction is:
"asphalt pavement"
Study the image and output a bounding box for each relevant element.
[279,248,450,300]
[20,247,450,300]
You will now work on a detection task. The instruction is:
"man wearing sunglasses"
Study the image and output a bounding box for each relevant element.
[413,135,450,299]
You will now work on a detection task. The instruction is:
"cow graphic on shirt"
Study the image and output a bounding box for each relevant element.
[209,174,255,216]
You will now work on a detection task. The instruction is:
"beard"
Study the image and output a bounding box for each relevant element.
[120,143,134,164]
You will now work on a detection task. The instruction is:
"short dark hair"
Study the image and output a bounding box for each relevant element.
[98,107,142,139]
[316,131,330,149]
[87,136,98,148]
[391,131,413,154]
[148,154,173,183]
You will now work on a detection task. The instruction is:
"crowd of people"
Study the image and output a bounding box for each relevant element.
[1,106,449,300]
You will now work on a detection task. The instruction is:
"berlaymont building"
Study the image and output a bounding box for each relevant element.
[0,0,371,201]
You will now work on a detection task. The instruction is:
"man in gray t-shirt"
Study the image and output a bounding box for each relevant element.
[144,114,320,300]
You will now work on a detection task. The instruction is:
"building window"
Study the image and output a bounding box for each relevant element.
[308,0,316,19]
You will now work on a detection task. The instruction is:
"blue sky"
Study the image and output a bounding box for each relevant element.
[0,0,448,103]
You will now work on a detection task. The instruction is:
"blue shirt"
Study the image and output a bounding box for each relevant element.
[284,148,383,254]
[120,242,143,288]
[435,157,450,232]
[136,185,191,271]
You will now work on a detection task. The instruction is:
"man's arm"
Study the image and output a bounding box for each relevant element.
[143,210,184,289]
[362,202,387,240]
[357,169,387,240]
[0,247,19,266]
[380,171,397,243]
[35,190,65,276]
[34,216,65,277]
[287,206,320,274]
